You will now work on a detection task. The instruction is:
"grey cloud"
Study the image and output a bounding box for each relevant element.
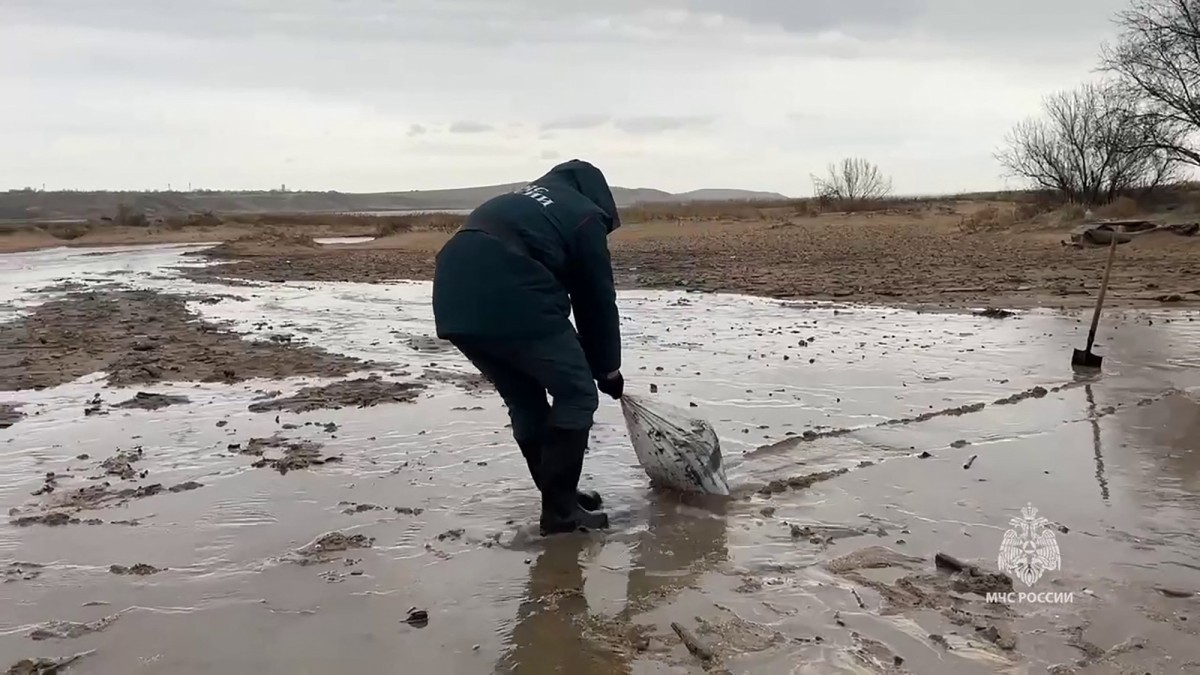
[615,115,714,134]
[7,0,1130,56]
[0,0,1133,195]
[684,0,920,36]
[448,120,493,134]
[683,0,1129,51]
[540,115,610,131]
[5,0,658,49]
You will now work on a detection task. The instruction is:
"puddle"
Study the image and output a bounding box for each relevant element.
[1,244,1200,673]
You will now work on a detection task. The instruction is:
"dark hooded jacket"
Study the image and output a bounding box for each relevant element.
[432,160,622,378]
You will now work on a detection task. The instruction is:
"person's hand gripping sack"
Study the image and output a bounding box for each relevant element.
[597,370,624,400]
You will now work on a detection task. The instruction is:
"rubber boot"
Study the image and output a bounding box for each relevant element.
[517,438,603,511]
[538,427,609,536]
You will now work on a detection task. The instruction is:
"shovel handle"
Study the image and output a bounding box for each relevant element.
[1085,236,1119,352]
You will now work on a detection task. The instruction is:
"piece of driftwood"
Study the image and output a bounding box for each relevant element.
[670,622,715,662]
[1066,220,1197,247]
[849,587,866,608]
[934,552,972,574]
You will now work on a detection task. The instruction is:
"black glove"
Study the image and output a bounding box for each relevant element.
[596,371,624,400]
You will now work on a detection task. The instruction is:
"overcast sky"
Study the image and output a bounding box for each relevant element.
[3,0,1132,195]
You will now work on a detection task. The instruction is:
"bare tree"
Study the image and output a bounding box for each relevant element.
[812,158,893,203]
[1101,0,1200,167]
[996,82,1180,205]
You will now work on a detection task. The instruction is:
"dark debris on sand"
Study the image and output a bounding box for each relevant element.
[11,476,205,527]
[293,531,375,566]
[109,563,163,576]
[4,562,44,583]
[0,290,369,391]
[240,434,340,474]
[113,391,191,410]
[100,448,144,480]
[6,651,95,675]
[0,403,23,428]
[248,375,424,413]
[29,615,118,641]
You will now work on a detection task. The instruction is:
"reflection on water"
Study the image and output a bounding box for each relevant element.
[1127,388,1200,500]
[498,491,729,675]
[498,536,623,675]
[1085,384,1110,502]
[1,243,1200,673]
[624,492,730,614]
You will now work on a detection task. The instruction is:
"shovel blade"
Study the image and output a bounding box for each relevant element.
[1071,348,1103,369]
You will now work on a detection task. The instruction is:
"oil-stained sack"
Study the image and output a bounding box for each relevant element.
[620,394,730,496]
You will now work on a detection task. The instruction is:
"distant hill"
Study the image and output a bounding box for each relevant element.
[0,184,791,221]
[674,188,790,202]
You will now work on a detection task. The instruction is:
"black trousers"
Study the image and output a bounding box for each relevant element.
[449,329,599,444]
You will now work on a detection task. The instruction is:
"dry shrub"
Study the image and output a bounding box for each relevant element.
[371,212,465,233]
[1094,196,1141,219]
[1137,180,1200,212]
[375,219,410,237]
[819,198,879,214]
[981,191,1064,225]
[247,212,366,227]
[958,205,1014,232]
[814,196,929,215]
[1056,203,1087,226]
[205,228,320,258]
[620,200,787,223]
[1014,201,1052,221]
[123,212,148,227]
[404,212,465,232]
[1027,190,1064,212]
[216,211,466,234]
[239,227,319,247]
[189,211,223,228]
[159,212,222,231]
[45,222,90,240]
[792,200,821,217]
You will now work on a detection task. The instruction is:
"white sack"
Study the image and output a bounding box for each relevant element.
[620,394,730,496]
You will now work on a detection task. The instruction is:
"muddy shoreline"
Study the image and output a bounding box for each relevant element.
[3,234,1200,674]
[0,289,372,391]
[179,218,1200,310]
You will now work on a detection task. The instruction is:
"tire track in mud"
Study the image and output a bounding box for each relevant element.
[736,381,1180,499]
[749,380,1093,458]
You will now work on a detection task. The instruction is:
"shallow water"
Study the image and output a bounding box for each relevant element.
[2,244,1199,673]
[313,236,376,245]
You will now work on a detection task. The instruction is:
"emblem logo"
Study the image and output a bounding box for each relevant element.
[998,503,1061,587]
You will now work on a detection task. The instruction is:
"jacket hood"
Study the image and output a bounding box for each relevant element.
[537,159,621,232]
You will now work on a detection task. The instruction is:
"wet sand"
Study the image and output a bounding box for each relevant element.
[0,289,371,391]
[2,243,1200,673]
[0,220,381,256]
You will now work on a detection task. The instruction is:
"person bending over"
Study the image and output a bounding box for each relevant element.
[432,159,624,535]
